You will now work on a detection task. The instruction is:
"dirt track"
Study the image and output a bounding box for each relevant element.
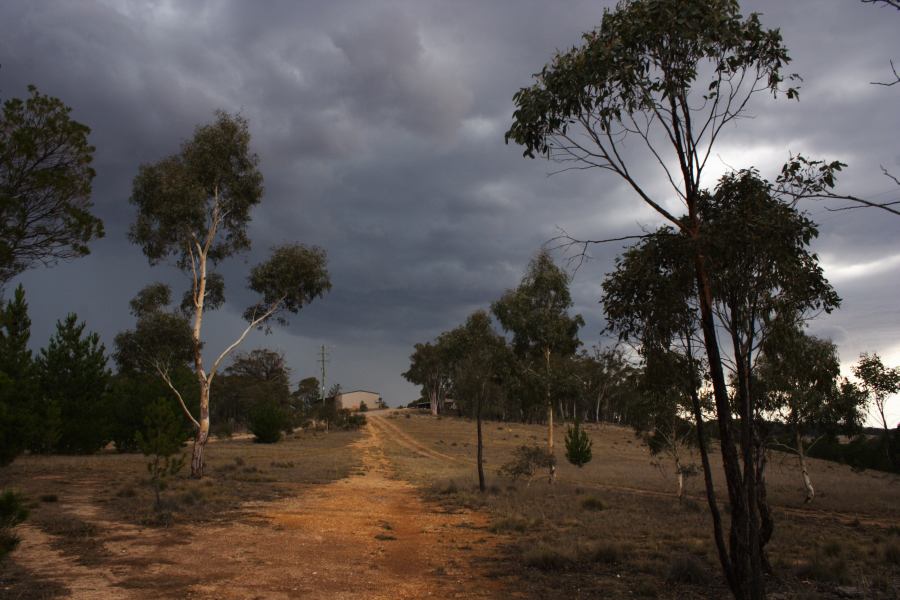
[6,416,509,599]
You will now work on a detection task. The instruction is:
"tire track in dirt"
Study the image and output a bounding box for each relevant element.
[368,414,465,464]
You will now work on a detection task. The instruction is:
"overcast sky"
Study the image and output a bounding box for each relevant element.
[1,0,898,423]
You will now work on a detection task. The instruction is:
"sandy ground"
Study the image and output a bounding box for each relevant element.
[5,415,512,599]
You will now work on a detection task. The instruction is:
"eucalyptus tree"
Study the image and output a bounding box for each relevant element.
[403,341,453,416]
[506,2,835,595]
[128,112,331,477]
[492,250,583,482]
[444,311,511,492]
[756,329,864,503]
[0,86,104,286]
[602,170,838,593]
[853,353,900,461]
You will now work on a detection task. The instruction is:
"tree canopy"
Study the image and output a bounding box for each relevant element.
[0,85,104,285]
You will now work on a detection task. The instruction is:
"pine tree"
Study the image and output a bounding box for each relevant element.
[36,313,111,454]
[0,285,38,465]
[565,420,593,467]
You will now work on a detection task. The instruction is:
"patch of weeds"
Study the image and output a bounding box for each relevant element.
[822,540,843,558]
[375,533,396,541]
[234,456,245,466]
[581,496,606,511]
[489,516,534,533]
[795,552,851,585]
[270,461,295,468]
[379,521,394,531]
[39,494,59,503]
[116,487,137,498]
[632,580,659,598]
[38,514,98,539]
[523,544,575,572]
[666,553,709,585]
[435,480,459,495]
[405,413,411,419]
[883,540,900,565]
[241,466,259,474]
[588,541,625,565]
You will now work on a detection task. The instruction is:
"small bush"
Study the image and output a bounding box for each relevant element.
[581,496,606,511]
[436,480,459,495]
[666,554,709,585]
[489,516,535,533]
[499,445,556,484]
[565,421,593,467]
[39,494,59,503]
[249,402,289,443]
[795,552,851,585]
[0,491,28,563]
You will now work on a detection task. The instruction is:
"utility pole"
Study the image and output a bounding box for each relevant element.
[318,345,329,401]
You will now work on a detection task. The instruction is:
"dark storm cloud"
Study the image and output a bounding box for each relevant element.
[2,1,898,417]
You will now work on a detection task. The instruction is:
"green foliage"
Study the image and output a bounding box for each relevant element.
[129,111,262,267]
[506,0,796,162]
[217,348,293,428]
[403,341,454,414]
[0,490,28,563]
[136,398,187,508]
[244,243,331,327]
[107,370,197,452]
[248,401,289,443]
[0,285,38,465]
[35,313,111,454]
[358,400,368,412]
[564,421,593,467]
[0,85,103,284]
[499,445,556,483]
[854,353,900,425]
[492,250,583,361]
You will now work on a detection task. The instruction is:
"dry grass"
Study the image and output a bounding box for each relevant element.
[378,411,900,599]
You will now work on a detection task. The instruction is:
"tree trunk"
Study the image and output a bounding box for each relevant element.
[477,390,485,493]
[796,428,814,503]
[190,381,210,478]
[675,455,684,500]
[545,346,555,483]
[692,249,752,600]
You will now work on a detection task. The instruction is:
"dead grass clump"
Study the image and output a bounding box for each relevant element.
[270,461,295,468]
[523,544,575,572]
[581,496,606,511]
[665,553,709,585]
[489,515,536,533]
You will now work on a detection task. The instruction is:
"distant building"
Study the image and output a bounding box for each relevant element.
[332,390,381,411]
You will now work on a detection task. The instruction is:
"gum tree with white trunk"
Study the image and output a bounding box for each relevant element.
[128,112,331,478]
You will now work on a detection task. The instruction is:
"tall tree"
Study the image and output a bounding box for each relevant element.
[403,342,453,416]
[36,314,111,454]
[756,329,864,502]
[0,85,104,285]
[853,352,900,462]
[506,3,825,596]
[128,112,331,477]
[444,311,510,492]
[0,285,37,465]
[492,250,583,482]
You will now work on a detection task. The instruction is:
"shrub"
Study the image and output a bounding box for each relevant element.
[565,420,593,467]
[666,554,709,585]
[248,402,289,443]
[0,490,28,563]
[344,413,367,430]
[523,544,574,571]
[358,400,368,412]
[498,445,556,485]
[136,398,187,510]
[581,496,606,511]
